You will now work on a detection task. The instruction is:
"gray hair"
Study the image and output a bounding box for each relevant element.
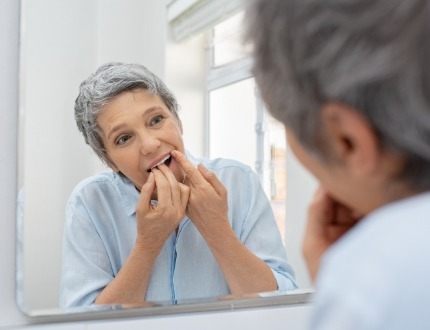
[75,62,180,166]
[247,0,430,190]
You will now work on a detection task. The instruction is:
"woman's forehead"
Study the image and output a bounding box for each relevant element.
[110,89,163,106]
[97,91,167,131]
[102,90,165,115]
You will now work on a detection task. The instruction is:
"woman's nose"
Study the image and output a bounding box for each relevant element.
[138,134,161,155]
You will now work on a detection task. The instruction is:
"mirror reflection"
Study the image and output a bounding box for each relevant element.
[18,0,313,313]
[61,62,296,307]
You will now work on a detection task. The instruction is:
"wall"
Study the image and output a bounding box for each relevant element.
[0,0,25,326]
[20,0,99,310]
[165,31,206,157]
[96,0,166,76]
[20,0,167,311]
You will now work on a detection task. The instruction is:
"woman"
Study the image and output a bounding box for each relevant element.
[59,62,296,307]
[247,0,430,328]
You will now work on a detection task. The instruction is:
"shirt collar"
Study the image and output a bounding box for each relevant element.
[113,172,140,216]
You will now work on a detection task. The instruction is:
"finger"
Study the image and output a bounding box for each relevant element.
[178,183,190,211]
[170,150,205,186]
[137,172,156,212]
[152,168,172,207]
[197,164,225,196]
[157,163,180,207]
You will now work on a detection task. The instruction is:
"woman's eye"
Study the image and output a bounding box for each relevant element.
[115,134,131,145]
[149,115,165,126]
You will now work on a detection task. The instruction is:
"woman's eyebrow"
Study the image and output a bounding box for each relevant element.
[143,106,163,116]
[107,123,128,140]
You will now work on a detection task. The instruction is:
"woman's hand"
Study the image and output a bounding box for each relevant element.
[135,164,190,253]
[170,150,279,295]
[95,164,189,305]
[171,150,229,238]
[303,186,361,282]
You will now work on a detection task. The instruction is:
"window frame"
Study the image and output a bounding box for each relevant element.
[205,29,267,181]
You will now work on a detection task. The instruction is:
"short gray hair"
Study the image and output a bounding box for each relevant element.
[247,0,430,190]
[75,62,180,166]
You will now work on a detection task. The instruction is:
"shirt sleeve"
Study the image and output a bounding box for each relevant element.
[308,215,430,330]
[235,167,297,291]
[59,194,114,308]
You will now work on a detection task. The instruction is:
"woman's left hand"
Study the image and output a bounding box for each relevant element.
[303,186,362,282]
[171,150,229,237]
[171,150,279,295]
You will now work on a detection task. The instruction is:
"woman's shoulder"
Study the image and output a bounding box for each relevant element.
[68,170,128,202]
[72,170,115,189]
[192,155,259,191]
[188,152,254,175]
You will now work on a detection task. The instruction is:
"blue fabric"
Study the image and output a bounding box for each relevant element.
[310,192,430,330]
[59,154,296,307]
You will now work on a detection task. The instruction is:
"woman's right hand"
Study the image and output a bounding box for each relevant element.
[95,165,189,305]
[135,164,190,253]
[303,186,361,282]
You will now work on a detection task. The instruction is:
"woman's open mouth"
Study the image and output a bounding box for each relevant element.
[147,154,172,172]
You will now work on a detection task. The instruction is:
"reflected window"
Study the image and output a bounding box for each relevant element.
[207,14,287,240]
[166,9,289,240]
[208,78,256,168]
[267,116,287,240]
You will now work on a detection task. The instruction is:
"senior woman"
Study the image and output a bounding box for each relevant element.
[247,0,430,328]
[59,62,296,307]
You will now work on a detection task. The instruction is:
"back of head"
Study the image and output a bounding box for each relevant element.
[247,0,430,191]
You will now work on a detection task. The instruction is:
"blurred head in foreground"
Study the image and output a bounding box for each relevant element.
[247,0,430,215]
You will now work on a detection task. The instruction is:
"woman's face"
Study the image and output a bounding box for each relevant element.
[97,89,185,189]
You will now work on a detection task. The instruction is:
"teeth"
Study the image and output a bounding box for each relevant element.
[151,155,170,169]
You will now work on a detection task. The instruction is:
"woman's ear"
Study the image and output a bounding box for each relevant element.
[320,102,380,177]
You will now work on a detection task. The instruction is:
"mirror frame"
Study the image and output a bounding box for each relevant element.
[22,290,312,324]
[16,0,314,322]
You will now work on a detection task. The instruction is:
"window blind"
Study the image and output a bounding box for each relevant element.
[168,0,245,41]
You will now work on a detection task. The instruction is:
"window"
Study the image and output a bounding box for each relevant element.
[206,12,288,240]
[209,78,256,167]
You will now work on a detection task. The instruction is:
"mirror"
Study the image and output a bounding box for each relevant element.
[18,0,314,317]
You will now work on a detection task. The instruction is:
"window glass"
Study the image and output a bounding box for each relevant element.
[209,78,257,168]
[209,76,287,240]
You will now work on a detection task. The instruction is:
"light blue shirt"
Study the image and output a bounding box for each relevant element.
[60,154,296,307]
[310,192,430,330]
